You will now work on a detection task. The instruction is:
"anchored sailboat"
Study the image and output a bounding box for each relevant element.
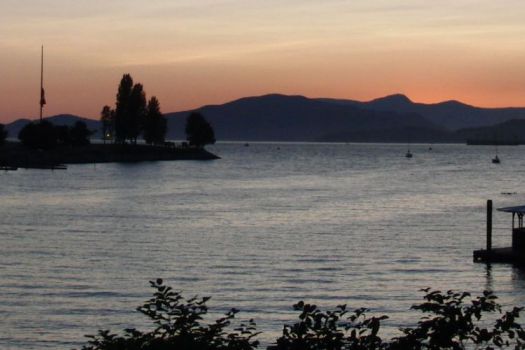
[405,142,412,158]
[492,145,501,164]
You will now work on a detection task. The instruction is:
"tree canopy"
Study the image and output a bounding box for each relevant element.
[143,96,167,145]
[18,120,92,149]
[69,121,92,146]
[18,120,57,149]
[100,105,114,144]
[114,74,134,143]
[0,124,7,146]
[105,74,167,145]
[185,112,216,147]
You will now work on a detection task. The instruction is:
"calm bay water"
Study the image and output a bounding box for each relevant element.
[2,142,525,349]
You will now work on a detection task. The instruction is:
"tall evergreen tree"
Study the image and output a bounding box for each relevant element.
[100,105,114,144]
[127,83,146,143]
[0,124,7,146]
[69,121,92,146]
[110,74,167,144]
[143,96,167,145]
[114,74,133,143]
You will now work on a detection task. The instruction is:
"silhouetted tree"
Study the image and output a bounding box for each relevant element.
[127,83,146,143]
[69,121,92,146]
[18,121,57,149]
[55,125,71,145]
[143,96,167,145]
[18,120,91,149]
[0,124,7,146]
[114,74,133,143]
[108,74,171,145]
[100,105,114,144]
[185,112,216,147]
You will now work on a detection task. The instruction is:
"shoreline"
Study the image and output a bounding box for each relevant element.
[0,142,219,168]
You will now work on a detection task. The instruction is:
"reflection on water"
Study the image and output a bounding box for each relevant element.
[1,143,525,348]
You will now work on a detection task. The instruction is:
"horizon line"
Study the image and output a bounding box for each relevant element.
[4,92,525,123]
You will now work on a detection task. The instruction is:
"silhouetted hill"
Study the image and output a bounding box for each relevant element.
[165,94,448,142]
[456,119,525,144]
[6,94,525,143]
[321,94,525,130]
[6,114,100,139]
[4,118,31,139]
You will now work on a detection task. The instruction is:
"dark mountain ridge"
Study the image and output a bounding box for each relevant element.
[321,94,525,130]
[456,119,525,144]
[163,94,447,141]
[5,93,525,143]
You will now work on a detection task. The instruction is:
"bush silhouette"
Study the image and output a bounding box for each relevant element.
[274,303,387,350]
[69,121,92,146]
[389,289,525,350]
[18,120,58,149]
[79,279,260,350]
[79,282,525,350]
[185,112,216,148]
[18,120,92,149]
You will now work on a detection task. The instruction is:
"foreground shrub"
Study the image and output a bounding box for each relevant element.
[389,288,525,350]
[79,281,525,350]
[273,303,387,350]
[79,279,259,350]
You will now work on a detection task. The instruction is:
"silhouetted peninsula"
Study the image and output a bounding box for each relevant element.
[0,142,218,169]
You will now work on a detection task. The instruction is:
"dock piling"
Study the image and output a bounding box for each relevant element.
[487,200,492,252]
[474,200,525,264]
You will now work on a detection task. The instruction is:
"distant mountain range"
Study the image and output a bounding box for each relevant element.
[324,94,525,130]
[5,94,525,143]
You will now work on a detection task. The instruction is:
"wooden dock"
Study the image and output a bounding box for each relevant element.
[473,200,525,265]
[473,247,524,264]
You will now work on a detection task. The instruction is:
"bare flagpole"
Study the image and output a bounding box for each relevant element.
[39,45,45,122]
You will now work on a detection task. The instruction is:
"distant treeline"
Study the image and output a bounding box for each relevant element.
[78,279,525,350]
[16,120,92,149]
[100,74,215,147]
[0,74,216,150]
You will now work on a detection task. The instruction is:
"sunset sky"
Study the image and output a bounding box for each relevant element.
[1,0,525,122]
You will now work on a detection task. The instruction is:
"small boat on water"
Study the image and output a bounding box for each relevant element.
[492,144,501,164]
[405,140,413,158]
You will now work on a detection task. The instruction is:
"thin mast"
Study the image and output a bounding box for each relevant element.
[39,45,44,122]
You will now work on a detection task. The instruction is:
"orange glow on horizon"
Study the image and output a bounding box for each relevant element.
[1,1,525,123]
